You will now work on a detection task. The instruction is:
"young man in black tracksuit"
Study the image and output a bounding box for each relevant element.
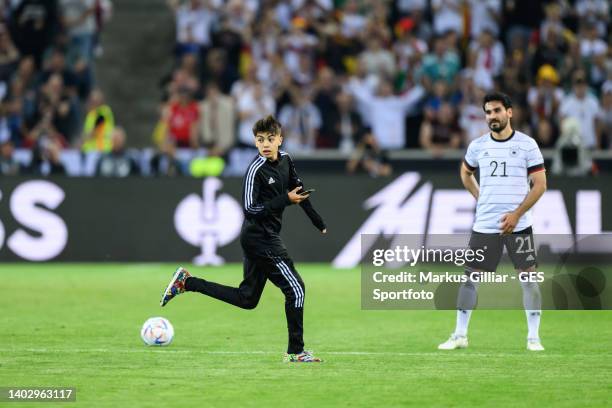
[160,115,326,362]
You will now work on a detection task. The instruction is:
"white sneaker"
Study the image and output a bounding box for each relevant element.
[527,338,545,351]
[438,334,468,350]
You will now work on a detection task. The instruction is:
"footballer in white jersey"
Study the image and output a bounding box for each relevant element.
[438,93,548,352]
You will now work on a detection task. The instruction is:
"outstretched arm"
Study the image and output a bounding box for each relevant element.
[396,84,425,111]
[287,154,327,233]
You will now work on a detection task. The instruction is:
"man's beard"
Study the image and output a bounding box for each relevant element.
[488,118,508,132]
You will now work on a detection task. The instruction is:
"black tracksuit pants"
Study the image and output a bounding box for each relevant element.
[184,253,305,354]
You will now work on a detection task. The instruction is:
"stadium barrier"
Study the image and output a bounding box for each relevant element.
[0,172,610,264]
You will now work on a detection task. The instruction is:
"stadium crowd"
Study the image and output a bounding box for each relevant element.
[0,0,114,176]
[0,0,610,177]
[157,0,611,166]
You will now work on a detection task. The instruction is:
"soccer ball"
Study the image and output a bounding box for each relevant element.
[140,317,174,346]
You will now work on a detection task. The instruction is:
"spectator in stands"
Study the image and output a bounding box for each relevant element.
[198,81,235,154]
[150,138,185,177]
[329,91,365,152]
[8,0,59,68]
[578,18,607,61]
[528,64,564,146]
[165,86,199,148]
[339,0,368,40]
[587,45,607,91]
[529,25,570,79]
[423,80,460,121]
[540,2,569,44]
[393,17,428,73]
[0,98,22,145]
[236,81,274,146]
[510,104,533,136]
[600,82,612,148]
[278,85,322,152]
[212,15,243,69]
[359,36,396,79]
[468,29,505,79]
[163,60,200,102]
[25,137,66,175]
[346,130,392,177]
[431,0,463,36]
[81,88,114,152]
[25,74,74,147]
[0,24,20,85]
[11,57,37,118]
[419,102,462,156]
[458,72,489,143]
[312,67,339,147]
[281,16,318,84]
[0,139,20,175]
[503,0,544,47]
[60,0,97,64]
[348,75,425,149]
[160,51,200,100]
[559,70,602,149]
[96,126,138,177]
[37,49,78,97]
[168,0,218,58]
[202,48,238,95]
[468,0,502,39]
[230,63,257,100]
[222,0,256,36]
[575,0,609,37]
[420,33,461,91]
[498,55,529,105]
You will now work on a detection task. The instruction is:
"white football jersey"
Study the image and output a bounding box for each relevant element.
[464,131,545,233]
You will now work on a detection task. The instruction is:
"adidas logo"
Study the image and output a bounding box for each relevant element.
[526,254,535,261]
[268,177,275,184]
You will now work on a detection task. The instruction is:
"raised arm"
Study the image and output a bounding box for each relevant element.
[395,84,425,111]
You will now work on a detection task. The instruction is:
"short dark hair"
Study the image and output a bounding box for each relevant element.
[482,92,513,111]
[252,115,282,136]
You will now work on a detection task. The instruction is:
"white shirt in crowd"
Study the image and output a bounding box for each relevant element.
[60,0,97,36]
[431,0,463,35]
[396,0,427,14]
[464,131,544,233]
[278,102,322,152]
[175,3,217,47]
[469,40,505,77]
[236,90,276,145]
[341,12,368,38]
[579,37,608,59]
[348,78,425,150]
[460,104,491,142]
[575,0,609,36]
[468,0,502,38]
[559,92,601,148]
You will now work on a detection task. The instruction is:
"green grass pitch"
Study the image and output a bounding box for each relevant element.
[2,264,611,407]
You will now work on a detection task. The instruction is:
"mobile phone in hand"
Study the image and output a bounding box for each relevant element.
[299,188,315,196]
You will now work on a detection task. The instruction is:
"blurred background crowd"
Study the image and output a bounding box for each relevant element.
[0,0,610,177]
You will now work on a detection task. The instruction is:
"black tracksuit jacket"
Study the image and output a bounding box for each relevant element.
[240,151,326,257]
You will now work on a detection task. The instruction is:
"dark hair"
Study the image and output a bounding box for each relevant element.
[482,92,513,111]
[252,115,282,136]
